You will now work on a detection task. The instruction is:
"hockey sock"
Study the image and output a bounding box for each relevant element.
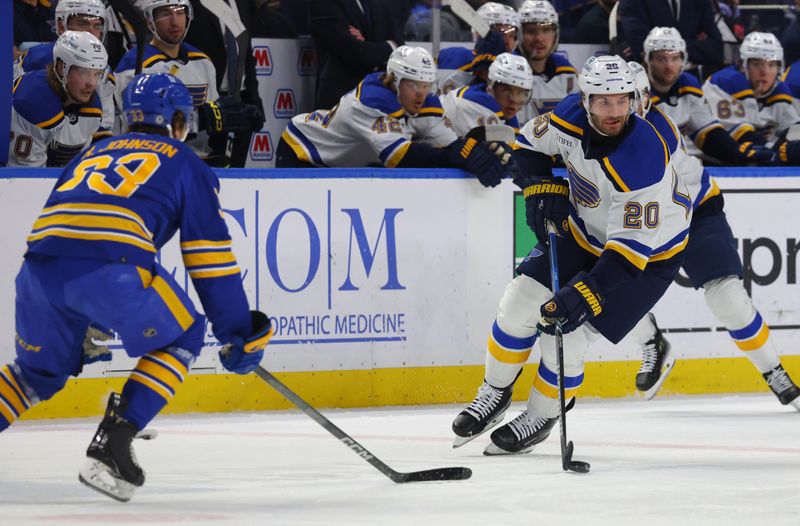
[121,347,194,430]
[0,363,34,431]
[529,359,584,418]
[485,320,536,388]
[728,312,780,374]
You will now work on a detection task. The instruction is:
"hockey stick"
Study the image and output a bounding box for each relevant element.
[441,0,490,37]
[546,220,591,474]
[253,366,473,483]
[106,0,148,74]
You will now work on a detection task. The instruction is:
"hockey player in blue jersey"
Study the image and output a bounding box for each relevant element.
[1,73,274,502]
[627,62,800,408]
[452,56,692,454]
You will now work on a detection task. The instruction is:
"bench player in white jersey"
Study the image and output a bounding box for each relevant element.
[703,32,800,163]
[643,27,779,166]
[277,46,513,187]
[517,0,577,122]
[9,31,108,167]
[451,56,692,454]
[441,53,532,137]
[626,63,800,407]
[115,0,262,162]
[14,0,117,143]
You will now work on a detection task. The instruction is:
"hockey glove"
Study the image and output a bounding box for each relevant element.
[739,142,779,166]
[82,324,114,365]
[538,272,604,335]
[451,138,507,187]
[219,311,274,375]
[775,140,800,166]
[523,176,570,244]
[201,96,264,135]
[472,30,505,74]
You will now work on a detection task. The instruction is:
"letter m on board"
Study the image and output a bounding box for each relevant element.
[339,208,405,291]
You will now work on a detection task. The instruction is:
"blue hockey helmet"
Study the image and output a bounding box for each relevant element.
[122,73,193,130]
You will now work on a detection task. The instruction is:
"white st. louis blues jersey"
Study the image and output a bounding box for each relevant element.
[116,43,219,155]
[441,83,520,137]
[14,42,117,139]
[516,93,691,271]
[282,72,457,167]
[703,65,800,146]
[518,53,577,125]
[9,70,102,167]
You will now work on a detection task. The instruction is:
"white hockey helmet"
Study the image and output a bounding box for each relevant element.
[628,61,651,116]
[643,26,686,67]
[488,53,534,100]
[386,45,437,91]
[477,2,521,35]
[55,0,107,41]
[740,31,784,74]
[578,55,636,123]
[53,30,108,90]
[138,0,193,43]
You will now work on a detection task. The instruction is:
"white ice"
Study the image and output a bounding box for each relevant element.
[2,394,799,526]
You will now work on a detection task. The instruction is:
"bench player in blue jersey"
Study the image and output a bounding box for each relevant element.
[1,73,274,502]
[627,62,800,408]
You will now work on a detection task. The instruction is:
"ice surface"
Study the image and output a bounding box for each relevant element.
[2,395,799,525]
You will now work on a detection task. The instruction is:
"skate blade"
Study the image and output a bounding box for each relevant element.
[452,410,509,449]
[643,346,676,401]
[482,442,536,456]
[78,459,137,503]
[789,397,800,412]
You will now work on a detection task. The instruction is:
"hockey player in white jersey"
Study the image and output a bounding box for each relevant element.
[517,0,577,122]
[627,62,800,407]
[703,32,800,163]
[9,31,108,167]
[14,0,116,142]
[441,53,532,137]
[643,27,780,165]
[452,56,692,454]
[115,0,263,163]
[277,46,514,187]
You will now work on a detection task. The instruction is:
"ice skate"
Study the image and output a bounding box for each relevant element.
[762,365,800,411]
[635,314,675,400]
[483,410,559,455]
[452,381,513,448]
[78,393,151,502]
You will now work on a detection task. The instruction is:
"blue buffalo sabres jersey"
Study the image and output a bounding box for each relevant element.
[25,132,250,343]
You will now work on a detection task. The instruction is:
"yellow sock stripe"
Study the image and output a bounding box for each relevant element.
[487,336,532,364]
[136,358,184,393]
[0,377,27,414]
[0,397,17,424]
[129,371,174,401]
[150,275,194,331]
[149,351,189,378]
[734,323,770,351]
[1,366,30,406]
[532,373,581,400]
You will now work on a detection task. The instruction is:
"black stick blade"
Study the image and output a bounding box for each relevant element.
[563,441,590,474]
[393,466,473,483]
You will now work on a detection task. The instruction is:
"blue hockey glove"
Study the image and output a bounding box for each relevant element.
[740,142,779,166]
[538,272,604,335]
[472,30,505,73]
[219,311,274,375]
[523,176,570,244]
[451,138,507,187]
[776,140,800,165]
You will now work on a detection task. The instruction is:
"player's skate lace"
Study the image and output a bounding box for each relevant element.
[464,383,503,420]
[638,342,659,374]
[766,367,794,394]
[507,411,551,441]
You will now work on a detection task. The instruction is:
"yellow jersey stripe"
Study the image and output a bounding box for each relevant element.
[602,157,631,192]
[384,141,411,168]
[182,251,236,267]
[766,94,793,105]
[649,235,689,262]
[142,54,169,68]
[678,86,703,96]
[605,241,649,270]
[732,89,754,99]
[698,179,721,206]
[281,128,312,163]
[569,217,603,256]
[187,267,241,279]
[550,113,584,136]
[180,239,232,250]
[26,228,156,252]
[36,111,65,129]
[731,124,754,141]
[695,123,722,148]
[33,213,151,241]
[151,275,195,330]
[40,203,150,235]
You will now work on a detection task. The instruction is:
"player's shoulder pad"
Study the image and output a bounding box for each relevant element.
[416,93,446,118]
[183,42,211,62]
[459,83,502,116]
[19,42,55,73]
[78,91,104,118]
[763,81,795,106]
[549,92,585,138]
[600,116,670,192]
[355,72,403,117]
[116,44,169,73]
[551,53,577,76]
[437,46,474,71]
[12,70,64,130]
[645,106,680,155]
[708,65,753,100]
[675,72,703,98]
